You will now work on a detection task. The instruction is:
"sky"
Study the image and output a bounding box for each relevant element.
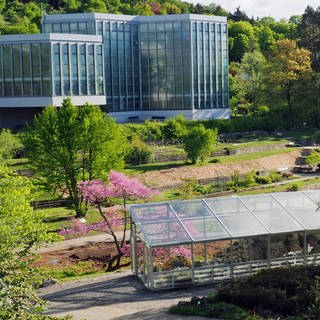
[192,0,320,21]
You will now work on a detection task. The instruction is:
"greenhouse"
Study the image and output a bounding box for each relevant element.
[129,190,320,290]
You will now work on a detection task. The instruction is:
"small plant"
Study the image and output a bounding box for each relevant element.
[287,183,299,191]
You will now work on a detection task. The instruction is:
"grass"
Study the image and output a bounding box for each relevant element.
[125,147,297,175]
[212,138,289,153]
[219,147,297,163]
[38,207,102,231]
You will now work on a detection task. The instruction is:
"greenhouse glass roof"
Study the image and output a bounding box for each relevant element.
[130,190,320,247]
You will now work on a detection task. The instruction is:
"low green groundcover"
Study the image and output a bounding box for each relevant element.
[169,266,320,320]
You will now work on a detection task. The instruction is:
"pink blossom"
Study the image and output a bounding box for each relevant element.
[79,180,113,203]
[108,171,159,200]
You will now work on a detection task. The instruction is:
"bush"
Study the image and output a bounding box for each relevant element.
[183,125,218,164]
[161,115,187,143]
[287,183,299,191]
[214,266,320,317]
[170,301,259,320]
[254,175,272,184]
[125,139,153,165]
[268,170,283,183]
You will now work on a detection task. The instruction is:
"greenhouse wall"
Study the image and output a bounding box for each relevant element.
[130,190,320,290]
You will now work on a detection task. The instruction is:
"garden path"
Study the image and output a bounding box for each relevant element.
[40,271,221,320]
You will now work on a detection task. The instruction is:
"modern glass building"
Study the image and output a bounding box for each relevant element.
[0,13,229,127]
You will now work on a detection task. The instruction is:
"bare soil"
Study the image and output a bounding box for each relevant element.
[137,150,301,188]
[35,242,119,270]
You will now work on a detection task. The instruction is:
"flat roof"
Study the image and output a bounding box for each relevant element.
[130,190,320,247]
[43,13,227,23]
[0,33,102,43]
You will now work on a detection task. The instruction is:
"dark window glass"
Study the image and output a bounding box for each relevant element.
[32,44,41,96]
[13,45,22,96]
[22,44,32,96]
[53,44,61,96]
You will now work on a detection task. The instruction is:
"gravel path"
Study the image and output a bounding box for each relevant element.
[40,271,220,320]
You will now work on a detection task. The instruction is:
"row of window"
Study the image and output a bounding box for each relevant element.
[0,43,51,97]
[52,43,104,96]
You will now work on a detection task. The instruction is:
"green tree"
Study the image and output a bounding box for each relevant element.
[306,149,320,169]
[0,129,22,160]
[297,6,320,71]
[22,98,125,217]
[0,164,59,319]
[263,39,312,127]
[183,125,217,164]
[228,21,257,61]
[239,50,266,115]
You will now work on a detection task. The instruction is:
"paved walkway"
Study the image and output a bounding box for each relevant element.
[37,232,129,254]
[40,271,220,320]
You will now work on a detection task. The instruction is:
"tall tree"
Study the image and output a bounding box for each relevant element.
[239,50,266,115]
[0,165,59,319]
[263,39,312,127]
[297,6,320,71]
[22,98,125,217]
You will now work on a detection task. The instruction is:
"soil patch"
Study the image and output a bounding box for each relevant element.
[34,242,119,270]
[137,150,301,188]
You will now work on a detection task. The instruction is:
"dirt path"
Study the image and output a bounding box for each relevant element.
[40,271,220,320]
[137,150,301,188]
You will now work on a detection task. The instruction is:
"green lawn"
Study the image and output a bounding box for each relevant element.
[38,207,102,231]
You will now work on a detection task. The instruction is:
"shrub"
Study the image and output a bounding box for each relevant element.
[183,125,218,164]
[254,175,272,184]
[268,170,283,183]
[125,139,153,165]
[214,266,320,317]
[161,115,187,143]
[243,171,256,186]
[287,183,299,191]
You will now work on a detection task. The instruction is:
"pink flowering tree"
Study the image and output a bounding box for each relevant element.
[68,171,159,271]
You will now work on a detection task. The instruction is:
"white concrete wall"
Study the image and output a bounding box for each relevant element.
[109,108,230,123]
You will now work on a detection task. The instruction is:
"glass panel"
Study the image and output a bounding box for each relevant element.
[206,198,267,237]
[131,203,175,222]
[12,45,22,96]
[0,46,2,96]
[96,45,103,95]
[79,44,87,95]
[140,220,191,246]
[3,45,12,96]
[53,43,61,96]
[32,44,41,96]
[88,44,95,95]
[181,217,229,241]
[41,43,51,96]
[242,194,302,233]
[22,44,32,96]
[70,44,78,95]
[62,44,70,95]
[273,192,320,230]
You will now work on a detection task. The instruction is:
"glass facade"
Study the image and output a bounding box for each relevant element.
[0,43,52,97]
[0,37,104,98]
[42,13,229,114]
[52,41,104,97]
